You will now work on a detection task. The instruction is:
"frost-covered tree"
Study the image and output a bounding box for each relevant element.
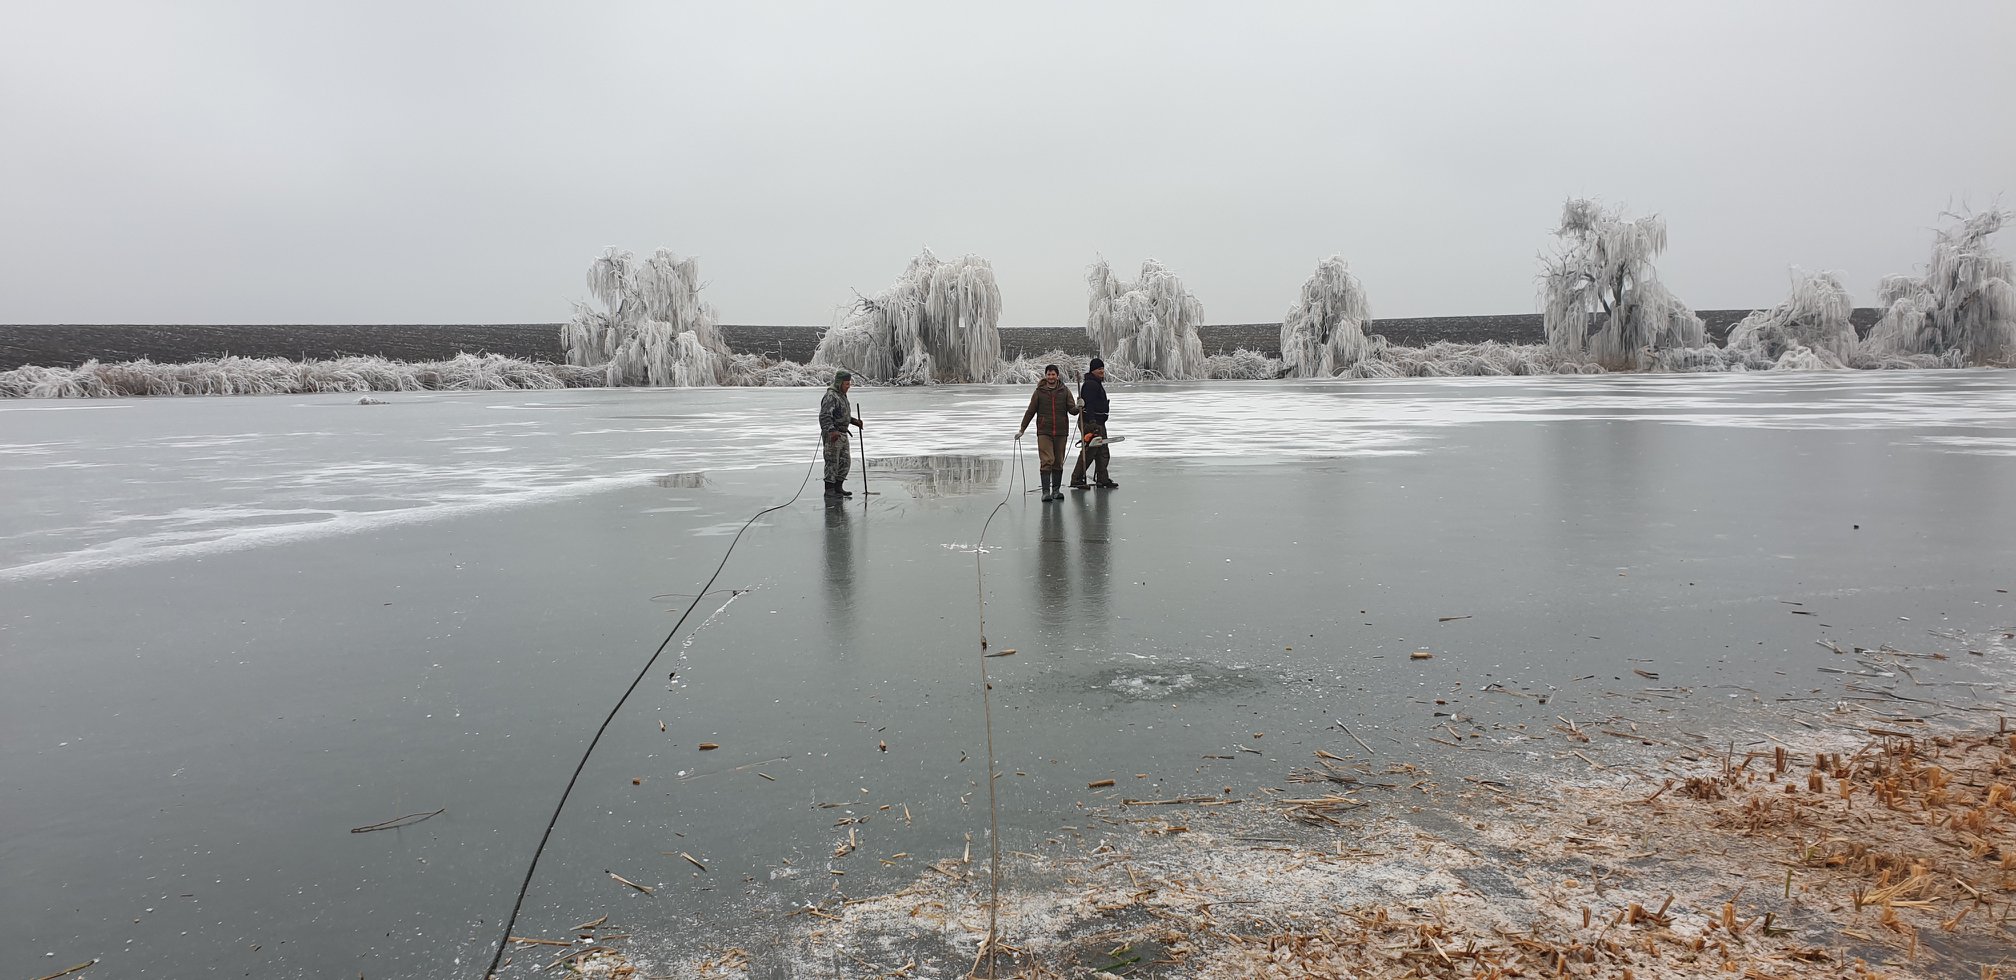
[1538,199,1705,370]
[1085,258,1207,380]
[1280,256,1372,377]
[1865,210,2015,365]
[562,247,731,386]
[811,249,1002,384]
[1725,270,1859,367]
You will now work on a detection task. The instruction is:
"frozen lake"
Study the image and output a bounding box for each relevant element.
[4,371,2015,978]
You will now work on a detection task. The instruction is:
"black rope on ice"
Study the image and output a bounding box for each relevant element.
[483,437,825,979]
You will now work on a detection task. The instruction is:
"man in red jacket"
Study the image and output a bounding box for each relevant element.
[1015,364,1079,501]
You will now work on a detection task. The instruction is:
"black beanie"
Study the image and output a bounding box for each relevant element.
[1089,357,1105,371]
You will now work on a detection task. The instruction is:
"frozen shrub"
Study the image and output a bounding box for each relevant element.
[812,249,1002,384]
[1280,256,1372,377]
[1539,199,1705,370]
[1728,271,1859,366]
[1864,210,2015,365]
[564,248,731,386]
[1086,258,1208,379]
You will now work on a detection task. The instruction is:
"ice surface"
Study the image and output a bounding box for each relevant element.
[3,372,2014,978]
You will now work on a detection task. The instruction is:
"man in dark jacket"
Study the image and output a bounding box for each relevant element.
[1068,356,1116,491]
[1015,364,1078,501]
[820,370,863,497]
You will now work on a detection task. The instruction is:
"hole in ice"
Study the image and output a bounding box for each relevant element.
[1088,662,1261,702]
[1108,673,1199,699]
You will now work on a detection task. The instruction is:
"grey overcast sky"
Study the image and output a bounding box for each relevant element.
[2,1,2012,326]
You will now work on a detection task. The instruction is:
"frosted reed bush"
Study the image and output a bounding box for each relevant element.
[994,348,1280,384]
[991,350,1101,385]
[1858,350,1967,370]
[1342,342,1573,378]
[812,250,1003,384]
[1203,348,1286,380]
[723,355,840,387]
[0,354,597,398]
[1539,199,1705,370]
[1280,256,1372,377]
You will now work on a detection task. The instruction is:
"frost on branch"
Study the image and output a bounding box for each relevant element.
[562,248,731,386]
[1280,256,1372,378]
[1725,270,1860,368]
[1538,199,1705,370]
[811,250,1002,384]
[1865,210,2015,366]
[1085,258,1208,380]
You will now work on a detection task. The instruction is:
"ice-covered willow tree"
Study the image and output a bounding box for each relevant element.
[1085,258,1207,379]
[1280,256,1372,377]
[1726,270,1860,366]
[562,247,731,386]
[1865,210,2015,365]
[1538,199,1705,370]
[811,249,1002,384]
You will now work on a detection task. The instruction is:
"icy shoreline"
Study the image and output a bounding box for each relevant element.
[0,339,1981,399]
[0,313,1886,371]
[524,629,2016,980]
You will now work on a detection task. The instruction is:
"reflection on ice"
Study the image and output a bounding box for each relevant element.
[868,454,1007,497]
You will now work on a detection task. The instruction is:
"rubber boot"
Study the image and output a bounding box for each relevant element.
[824,481,842,497]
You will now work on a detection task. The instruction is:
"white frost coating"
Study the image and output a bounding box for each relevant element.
[1345,340,1591,378]
[1280,256,1372,377]
[1645,344,1963,374]
[563,247,731,386]
[811,249,1002,384]
[1726,270,1859,367]
[1539,199,1705,370]
[992,348,1285,383]
[0,354,600,398]
[1865,210,2015,365]
[1085,258,1208,379]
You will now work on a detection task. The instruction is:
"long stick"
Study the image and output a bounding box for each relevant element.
[1017,436,1029,500]
[856,406,868,498]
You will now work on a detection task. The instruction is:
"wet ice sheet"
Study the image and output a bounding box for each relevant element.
[6,371,2016,582]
